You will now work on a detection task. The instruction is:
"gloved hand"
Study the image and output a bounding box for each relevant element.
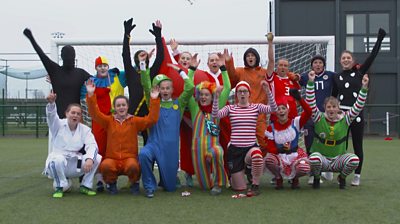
[289,88,301,101]
[378,28,386,40]
[124,18,136,35]
[23,28,33,39]
[110,67,120,74]
[149,22,162,38]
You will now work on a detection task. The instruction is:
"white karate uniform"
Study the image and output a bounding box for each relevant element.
[44,103,101,190]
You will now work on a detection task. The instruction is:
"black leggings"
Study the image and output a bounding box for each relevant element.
[303,119,314,155]
[347,111,364,175]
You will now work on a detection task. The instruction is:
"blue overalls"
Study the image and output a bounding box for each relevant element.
[139,99,181,192]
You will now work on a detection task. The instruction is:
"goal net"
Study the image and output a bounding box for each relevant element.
[51,36,335,132]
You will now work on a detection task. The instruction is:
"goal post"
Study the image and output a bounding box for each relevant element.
[51,36,335,75]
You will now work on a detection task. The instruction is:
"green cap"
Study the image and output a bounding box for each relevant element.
[152,74,171,87]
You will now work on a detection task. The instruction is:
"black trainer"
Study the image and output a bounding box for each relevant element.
[338,175,346,189]
[96,181,104,192]
[313,176,320,189]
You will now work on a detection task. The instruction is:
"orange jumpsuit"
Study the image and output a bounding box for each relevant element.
[87,95,160,184]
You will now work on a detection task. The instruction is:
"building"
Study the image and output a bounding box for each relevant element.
[272,0,400,136]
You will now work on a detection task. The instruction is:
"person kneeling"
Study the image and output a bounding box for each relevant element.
[44,90,101,198]
[306,71,368,189]
[86,79,160,195]
[264,89,312,190]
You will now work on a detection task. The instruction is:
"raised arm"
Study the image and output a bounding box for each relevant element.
[149,20,164,80]
[218,50,232,108]
[305,71,322,122]
[167,63,194,116]
[23,29,58,75]
[344,74,369,125]
[140,63,152,106]
[359,28,386,75]
[290,88,312,128]
[266,33,275,77]
[212,86,230,119]
[122,18,139,78]
[134,87,161,131]
[224,48,239,86]
[258,80,278,114]
[46,90,61,134]
[170,39,181,62]
[85,79,110,129]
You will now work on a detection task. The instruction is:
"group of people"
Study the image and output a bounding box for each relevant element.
[23,19,386,198]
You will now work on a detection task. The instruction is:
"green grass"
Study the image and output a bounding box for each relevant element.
[0,138,399,224]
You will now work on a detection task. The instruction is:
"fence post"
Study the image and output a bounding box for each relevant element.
[2,89,4,136]
[36,105,39,138]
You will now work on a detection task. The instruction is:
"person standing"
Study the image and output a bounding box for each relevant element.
[332,28,386,186]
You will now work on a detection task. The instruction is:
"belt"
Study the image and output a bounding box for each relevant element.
[314,132,347,147]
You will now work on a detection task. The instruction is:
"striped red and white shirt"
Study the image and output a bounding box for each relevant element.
[212,91,277,147]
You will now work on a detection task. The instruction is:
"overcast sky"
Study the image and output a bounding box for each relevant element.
[0,0,270,98]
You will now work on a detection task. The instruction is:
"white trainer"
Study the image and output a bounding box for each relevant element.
[308,176,314,185]
[321,172,334,181]
[351,174,361,186]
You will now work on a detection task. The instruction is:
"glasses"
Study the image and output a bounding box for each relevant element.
[237,90,249,94]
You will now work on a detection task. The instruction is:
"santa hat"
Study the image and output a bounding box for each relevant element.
[235,81,251,93]
[95,56,109,68]
[276,97,289,109]
[195,81,216,101]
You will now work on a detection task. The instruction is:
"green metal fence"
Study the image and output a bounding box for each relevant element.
[0,104,48,138]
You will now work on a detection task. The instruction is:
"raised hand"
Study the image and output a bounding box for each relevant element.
[289,88,301,101]
[110,67,120,74]
[266,32,274,42]
[260,80,270,94]
[223,48,232,61]
[215,86,223,98]
[308,70,316,82]
[124,18,136,35]
[362,74,369,88]
[149,20,162,38]
[150,85,160,99]
[23,28,33,39]
[189,53,201,68]
[46,90,57,103]
[170,39,178,51]
[217,52,226,67]
[85,79,96,96]
[378,28,386,40]
[167,63,181,72]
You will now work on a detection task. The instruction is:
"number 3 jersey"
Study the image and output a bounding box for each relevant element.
[267,72,301,122]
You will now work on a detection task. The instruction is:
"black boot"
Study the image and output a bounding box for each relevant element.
[313,176,320,189]
[338,175,346,189]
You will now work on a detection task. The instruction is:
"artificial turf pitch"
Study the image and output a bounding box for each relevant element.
[0,137,399,224]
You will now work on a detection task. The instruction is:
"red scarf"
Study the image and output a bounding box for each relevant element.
[199,103,212,114]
